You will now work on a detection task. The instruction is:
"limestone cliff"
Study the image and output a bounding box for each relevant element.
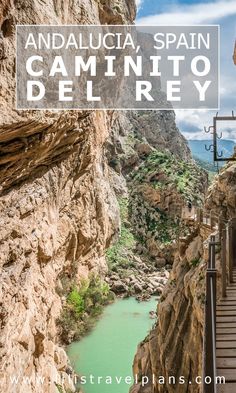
[0,1,135,392]
[108,110,191,175]
[107,110,207,265]
[131,161,236,393]
[206,161,236,218]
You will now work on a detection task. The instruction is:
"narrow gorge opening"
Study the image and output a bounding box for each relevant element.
[59,109,211,393]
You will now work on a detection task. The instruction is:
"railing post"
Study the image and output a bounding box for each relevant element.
[210,211,214,229]
[227,221,234,283]
[203,237,217,393]
[209,235,216,269]
[218,216,223,239]
[197,208,203,224]
[221,229,227,298]
[203,270,217,393]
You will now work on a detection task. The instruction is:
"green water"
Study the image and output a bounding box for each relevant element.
[67,297,157,393]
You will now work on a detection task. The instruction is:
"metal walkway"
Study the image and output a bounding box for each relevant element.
[216,267,236,393]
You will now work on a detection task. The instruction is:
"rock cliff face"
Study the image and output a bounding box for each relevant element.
[0,1,135,392]
[130,228,206,393]
[0,0,135,123]
[0,111,120,393]
[130,161,236,393]
[0,2,219,393]
[108,110,207,264]
[108,110,191,175]
[206,161,236,218]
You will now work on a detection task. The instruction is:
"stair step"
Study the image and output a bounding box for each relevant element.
[219,297,236,301]
[217,311,236,316]
[217,369,236,382]
[217,324,236,329]
[213,269,236,379]
[216,335,236,341]
[217,328,236,335]
[216,305,236,311]
[217,342,236,349]
[217,382,236,393]
[217,358,236,368]
[217,317,236,323]
[217,349,236,357]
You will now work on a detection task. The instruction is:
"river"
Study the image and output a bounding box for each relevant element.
[67,297,158,393]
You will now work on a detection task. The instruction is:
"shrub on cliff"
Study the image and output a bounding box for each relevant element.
[106,197,135,271]
[67,289,85,317]
[57,275,114,343]
[128,148,206,261]
[131,149,205,204]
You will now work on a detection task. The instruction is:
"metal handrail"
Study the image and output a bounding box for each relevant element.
[203,235,218,393]
[210,278,217,393]
[203,223,234,393]
[203,214,236,389]
[221,229,227,298]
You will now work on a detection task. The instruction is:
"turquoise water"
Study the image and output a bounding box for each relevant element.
[67,297,158,393]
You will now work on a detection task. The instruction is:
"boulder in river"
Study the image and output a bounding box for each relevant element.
[111,281,128,294]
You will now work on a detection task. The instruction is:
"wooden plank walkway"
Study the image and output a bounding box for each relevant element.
[216,268,236,392]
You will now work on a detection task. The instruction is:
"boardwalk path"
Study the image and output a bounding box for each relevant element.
[216,268,236,392]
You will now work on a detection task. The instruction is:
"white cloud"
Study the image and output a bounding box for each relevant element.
[136,0,236,25]
[135,0,143,11]
[176,110,236,141]
[181,131,204,140]
[220,74,236,97]
[175,109,215,140]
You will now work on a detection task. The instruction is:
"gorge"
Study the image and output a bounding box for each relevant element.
[0,1,235,393]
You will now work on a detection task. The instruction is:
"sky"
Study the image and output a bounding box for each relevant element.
[136,0,236,141]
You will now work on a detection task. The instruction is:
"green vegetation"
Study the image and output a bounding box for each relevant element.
[57,275,114,343]
[55,384,77,393]
[55,384,63,393]
[145,209,180,244]
[190,257,201,267]
[127,148,206,258]
[106,198,136,271]
[67,288,85,317]
[132,149,204,204]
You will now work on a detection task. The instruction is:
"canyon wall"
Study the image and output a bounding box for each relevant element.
[105,109,201,302]
[0,2,220,393]
[0,111,120,393]
[0,1,135,392]
[131,160,236,393]
[108,110,207,265]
